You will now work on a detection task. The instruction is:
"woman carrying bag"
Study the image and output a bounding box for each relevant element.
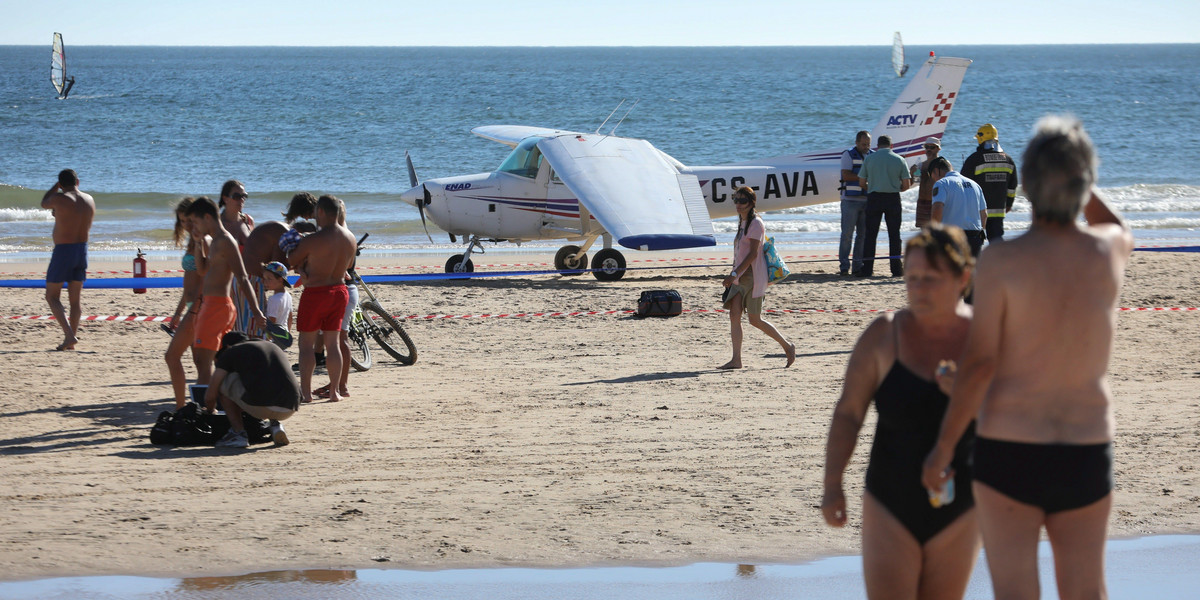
[719,186,796,369]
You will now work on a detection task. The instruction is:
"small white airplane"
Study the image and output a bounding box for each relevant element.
[400,55,971,280]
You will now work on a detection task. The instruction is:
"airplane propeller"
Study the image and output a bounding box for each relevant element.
[405,151,435,244]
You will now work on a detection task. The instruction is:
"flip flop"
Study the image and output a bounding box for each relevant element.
[160,323,175,337]
[314,384,331,399]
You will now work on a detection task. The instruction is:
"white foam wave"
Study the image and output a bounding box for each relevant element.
[1126,217,1200,229]
[1102,184,1200,212]
[0,208,53,222]
[713,220,843,234]
[769,183,1200,216]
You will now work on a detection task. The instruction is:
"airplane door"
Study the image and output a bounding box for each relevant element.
[489,142,550,240]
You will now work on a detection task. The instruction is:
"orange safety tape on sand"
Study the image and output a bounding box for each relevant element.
[4,307,1197,323]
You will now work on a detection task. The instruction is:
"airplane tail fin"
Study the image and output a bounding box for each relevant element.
[869,55,972,163]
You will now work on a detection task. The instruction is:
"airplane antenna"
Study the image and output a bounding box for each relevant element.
[595,100,626,135]
[608,99,640,136]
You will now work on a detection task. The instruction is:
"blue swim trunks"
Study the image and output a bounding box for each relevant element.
[46,243,88,284]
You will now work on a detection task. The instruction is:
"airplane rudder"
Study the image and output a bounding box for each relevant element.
[870,57,969,159]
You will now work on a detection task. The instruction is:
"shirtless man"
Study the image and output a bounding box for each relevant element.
[185,196,267,385]
[242,192,318,279]
[42,169,95,351]
[288,195,356,404]
[242,193,319,338]
[922,116,1133,600]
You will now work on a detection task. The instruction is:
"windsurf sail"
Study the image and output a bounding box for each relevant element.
[892,32,909,77]
[51,32,74,99]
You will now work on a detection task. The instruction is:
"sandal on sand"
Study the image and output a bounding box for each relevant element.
[314,384,331,399]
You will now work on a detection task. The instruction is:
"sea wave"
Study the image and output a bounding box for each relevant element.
[0,208,53,222]
[714,219,843,234]
[771,184,1200,216]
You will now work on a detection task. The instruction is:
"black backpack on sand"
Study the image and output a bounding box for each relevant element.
[636,289,683,318]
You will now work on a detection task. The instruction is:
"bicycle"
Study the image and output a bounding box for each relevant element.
[345,303,373,371]
[345,233,417,370]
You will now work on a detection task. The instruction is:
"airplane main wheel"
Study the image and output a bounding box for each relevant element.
[591,248,627,281]
[554,245,587,276]
[445,254,474,274]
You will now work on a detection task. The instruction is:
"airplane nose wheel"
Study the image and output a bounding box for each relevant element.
[445,254,474,274]
[590,248,626,281]
[554,245,588,276]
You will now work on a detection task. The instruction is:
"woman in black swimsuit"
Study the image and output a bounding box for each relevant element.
[822,224,980,600]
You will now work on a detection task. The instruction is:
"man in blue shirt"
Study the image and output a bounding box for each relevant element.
[856,135,912,277]
[929,157,988,257]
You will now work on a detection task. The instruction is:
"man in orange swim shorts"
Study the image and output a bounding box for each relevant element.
[186,196,267,386]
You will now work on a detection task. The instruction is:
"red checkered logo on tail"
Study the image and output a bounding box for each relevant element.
[924,92,956,126]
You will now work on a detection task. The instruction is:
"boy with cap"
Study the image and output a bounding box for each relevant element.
[262,261,295,350]
[262,261,293,331]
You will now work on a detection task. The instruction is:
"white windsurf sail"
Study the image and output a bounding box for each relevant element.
[892,32,909,77]
[51,33,66,96]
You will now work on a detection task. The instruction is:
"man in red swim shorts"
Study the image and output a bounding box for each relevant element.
[287,195,357,404]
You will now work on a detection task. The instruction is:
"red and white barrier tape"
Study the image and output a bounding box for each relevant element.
[3,245,1193,278]
[4,306,1196,323]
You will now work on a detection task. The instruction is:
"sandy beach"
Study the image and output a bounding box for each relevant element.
[1,248,1198,581]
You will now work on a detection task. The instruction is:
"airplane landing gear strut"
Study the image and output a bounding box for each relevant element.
[445,235,485,274]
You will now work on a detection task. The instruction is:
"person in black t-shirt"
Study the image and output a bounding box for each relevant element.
[204,331,301,448]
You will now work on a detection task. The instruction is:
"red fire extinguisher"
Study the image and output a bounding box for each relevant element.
[133,248,147,294]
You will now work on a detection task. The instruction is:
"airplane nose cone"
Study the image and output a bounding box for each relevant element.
[400,185,422,208]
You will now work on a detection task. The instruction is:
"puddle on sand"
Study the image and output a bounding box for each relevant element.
[1,535,1197,600]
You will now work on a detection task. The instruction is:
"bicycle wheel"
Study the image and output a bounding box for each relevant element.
[360,300,417,365]
[347,312,372,371]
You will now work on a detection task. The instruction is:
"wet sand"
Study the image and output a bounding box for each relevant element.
[0,249,1198,581]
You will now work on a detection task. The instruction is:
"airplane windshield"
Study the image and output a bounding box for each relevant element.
[497,137,544,179]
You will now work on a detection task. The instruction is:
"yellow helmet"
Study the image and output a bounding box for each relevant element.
[974,123,998,144]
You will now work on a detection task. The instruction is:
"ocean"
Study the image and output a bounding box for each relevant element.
[2,44,1199,261]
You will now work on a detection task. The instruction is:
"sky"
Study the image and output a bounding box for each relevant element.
[4,0,1198,46]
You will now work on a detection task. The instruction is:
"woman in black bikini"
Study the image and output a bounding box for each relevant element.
[822,224,979,600]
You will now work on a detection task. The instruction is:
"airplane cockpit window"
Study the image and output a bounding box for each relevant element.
[498,137,544,179]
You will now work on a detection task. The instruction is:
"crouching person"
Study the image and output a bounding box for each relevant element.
[204,331,301,448]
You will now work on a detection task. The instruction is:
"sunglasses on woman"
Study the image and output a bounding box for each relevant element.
[733,196,751,205]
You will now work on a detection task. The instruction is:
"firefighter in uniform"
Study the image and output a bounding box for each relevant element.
[961,123,1019,242]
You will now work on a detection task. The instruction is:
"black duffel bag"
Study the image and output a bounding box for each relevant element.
[636,289,683,318]
[150,402,272,446]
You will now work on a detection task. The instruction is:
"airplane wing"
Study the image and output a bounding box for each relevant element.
[537,134,716,251]
[471,125,574,148]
